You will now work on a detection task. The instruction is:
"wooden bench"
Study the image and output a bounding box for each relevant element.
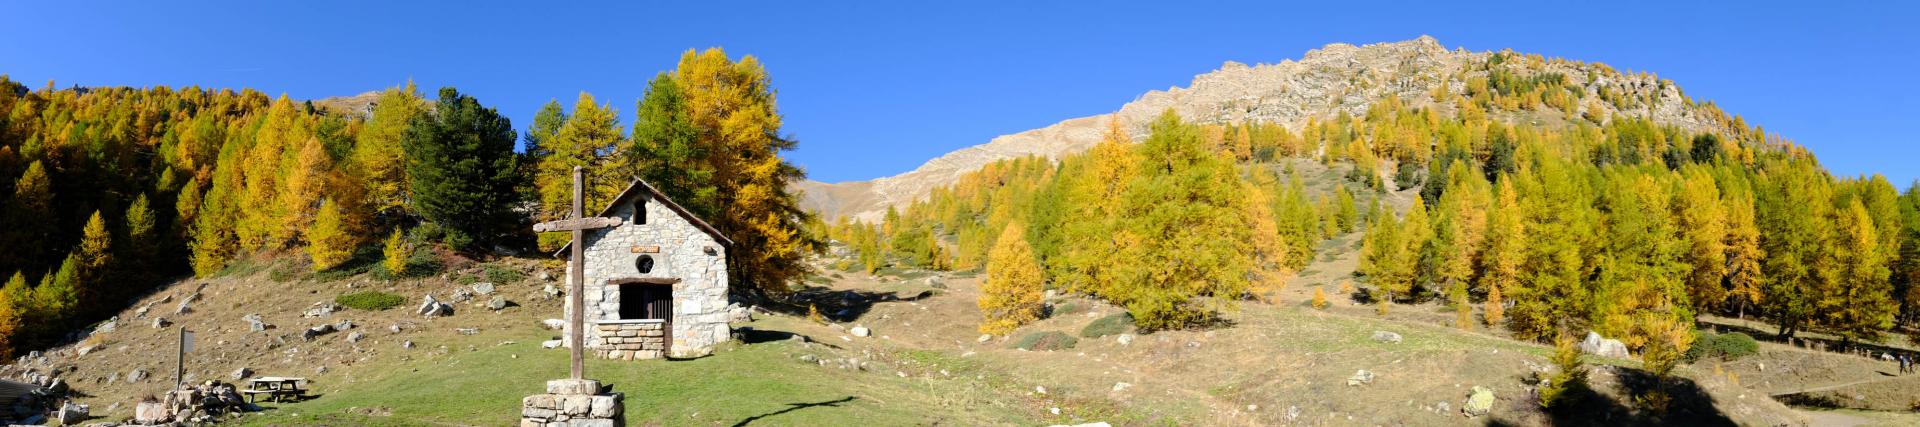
[242,377,308,403]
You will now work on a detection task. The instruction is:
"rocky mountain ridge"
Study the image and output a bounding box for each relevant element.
[799,36,1729,222]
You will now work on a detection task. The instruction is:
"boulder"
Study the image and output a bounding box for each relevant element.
[152,317,171,328]
[402,340,415,349]
[727,303,752,323]
[1116,334,1135,346]
[543,340,564,349]
[230,367,252,381]
[1346,369,1374,386]
[456,328,479,335]
[242,314,272,332]
[418,295,452,318]
[346,331,367,343]
[133,401,169,424]
[488,296,508,311]
[538,271,555,281]
[1463,386,1495,417]
[1371,330,1403,344]
[850,326,871,337]
[55,402,87,424]
[1579,331,1630,358]
[977,334,993,343]
[471,282,496,295]
[335,320,355,331]
[542,319,567,330]
[544,284,562,299]
[127,368,149,384]
[95,317,117,333]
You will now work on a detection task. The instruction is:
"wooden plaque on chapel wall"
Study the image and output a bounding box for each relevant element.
[631,245,661,254]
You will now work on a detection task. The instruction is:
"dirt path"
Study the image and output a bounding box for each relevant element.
[1800,410,1873,427]
[1771,375,1901,397]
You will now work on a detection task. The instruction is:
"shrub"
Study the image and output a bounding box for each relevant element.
[336,291,406,311]
[1311,287,1329,310]
[1010,331,1078,351]
[1052,302,1082,317]
[1539,333,1589,410]
[1684,330,1759,362]
[1080,312,1134,338]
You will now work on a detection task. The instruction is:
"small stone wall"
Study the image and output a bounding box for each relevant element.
[523,379,623,427]
[593,322,666,360]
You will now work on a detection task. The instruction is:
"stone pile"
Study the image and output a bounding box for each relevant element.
[522,379,622,427]
[131,380,259,425]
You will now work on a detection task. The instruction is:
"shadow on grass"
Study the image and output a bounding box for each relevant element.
[759,286,940,323]
[729,396,857,427]
[1486,367,1735,427]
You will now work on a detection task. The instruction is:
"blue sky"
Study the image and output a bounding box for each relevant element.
[1,1,1915,186]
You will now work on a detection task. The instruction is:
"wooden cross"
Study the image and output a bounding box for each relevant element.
[532,166,625,379]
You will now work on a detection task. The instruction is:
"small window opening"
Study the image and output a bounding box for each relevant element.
[618,285,671,320]
[636,255,655,274]
[634,197,647,224]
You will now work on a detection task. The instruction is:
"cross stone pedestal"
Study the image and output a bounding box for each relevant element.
[522,379,623,427]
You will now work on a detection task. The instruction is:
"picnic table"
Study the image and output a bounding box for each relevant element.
[241,377,307,403]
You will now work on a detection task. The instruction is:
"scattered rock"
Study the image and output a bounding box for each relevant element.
[471,282,496,295]
[1116,334,1134,346]
[76,345,98,356]
[127,368,148,384]
[1112,382,1132,392]
[315,366,329,375]
[1579,331,1630,358]
[418,295,452,318]
[538,271,554,281]
[543,284,562,299]
[1047,424,1111,427]
[850,326,871,337]
[242,314,272,332]
[175,292,200,315]
[542,340,564,349]
[456,328,479,335]
[1035,385,1047,395]
[977,334,993,343]
[346,331,367,343]
[388,324,404,333]
[95,316,118,333]
[1463,386,1495,417]
[402,340,415,349]
[1346,369,1374,386]
[487,296,508,311]
[302,324,337,341]
[450,288,474,303]
[134,301,157,319]
[1371,330,1403,344]
[152,317,171,328]
[231,367,253,380]
[336,320,355,330]
[542,319,567,330]
[302,301,338,318]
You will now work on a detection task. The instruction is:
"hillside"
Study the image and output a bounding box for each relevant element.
[19,243,1913,426]
[801,36,1741,222]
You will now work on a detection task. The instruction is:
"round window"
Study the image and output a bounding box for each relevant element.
[636,255,655,274]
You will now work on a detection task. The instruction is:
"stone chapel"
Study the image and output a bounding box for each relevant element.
[555,179,732,360]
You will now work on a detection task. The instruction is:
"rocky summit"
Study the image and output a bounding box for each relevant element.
[799,36,1726,222]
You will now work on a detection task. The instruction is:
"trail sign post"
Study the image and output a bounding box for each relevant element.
[532,166,623,380]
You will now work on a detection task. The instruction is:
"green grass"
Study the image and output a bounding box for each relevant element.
[335,291,406,311]
[1010,331,1078,351]
[1079,312,1132,338]
[233,322,1028,426]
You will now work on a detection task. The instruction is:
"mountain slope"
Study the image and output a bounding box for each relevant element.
[802,36,1732,222]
